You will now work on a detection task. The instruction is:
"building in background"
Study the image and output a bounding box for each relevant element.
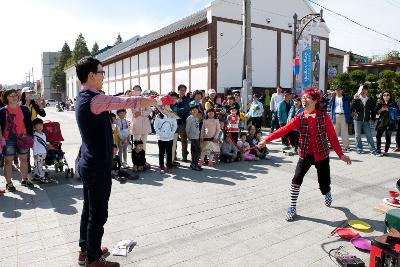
[327,47,366,78]
[41,52,60,100]
[66,0,331,99]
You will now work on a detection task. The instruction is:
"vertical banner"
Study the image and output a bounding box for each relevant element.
[301,35,312,88]
[311,35,321,88]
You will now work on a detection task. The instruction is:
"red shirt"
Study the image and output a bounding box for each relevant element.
[265,110,343,161]
[227,114,240,132]
[4,106,27,141]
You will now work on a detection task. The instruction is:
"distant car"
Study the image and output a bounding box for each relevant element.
[45,99,57,107]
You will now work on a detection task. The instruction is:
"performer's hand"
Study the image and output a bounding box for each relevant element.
[156,95,176,106]
[257,140,266,149]
[340,155,352,165]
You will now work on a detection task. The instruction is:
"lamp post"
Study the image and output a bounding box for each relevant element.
[292,9,325,90]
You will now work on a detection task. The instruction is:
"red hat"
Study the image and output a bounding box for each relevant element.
[302,88,321,103]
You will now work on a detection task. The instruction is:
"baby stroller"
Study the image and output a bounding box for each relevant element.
[43,120,74,178]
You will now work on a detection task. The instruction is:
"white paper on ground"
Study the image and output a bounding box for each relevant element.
[112,240,136,256]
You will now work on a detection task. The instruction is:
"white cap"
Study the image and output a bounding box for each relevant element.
[208,89,216,95]
[21,87,34,94]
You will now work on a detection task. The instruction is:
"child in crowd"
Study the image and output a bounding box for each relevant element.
[131,140,150,171]
[186,105,202,171]
[287,96,304,153]
[116,109,129,168]
[256,131,271,159]
[237,133,259,161]
[112,145,138,182]
[154,110,177,174]
[226,106,240,143]
[199,109,221,167]
[32,118,50,183]
[110,113,118,149]
[220,135,241,163]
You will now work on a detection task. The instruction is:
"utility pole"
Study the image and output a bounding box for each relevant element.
[292,13,298,90]
[242,0,252,114]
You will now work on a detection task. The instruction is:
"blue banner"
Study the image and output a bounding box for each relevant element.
[302,49,312,87]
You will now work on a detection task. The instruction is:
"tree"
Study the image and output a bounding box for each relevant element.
[378,70,397,98]
[71,33,90,63]
[387,50,400,60]
[91,42,99,55]
[59,42,71,68]
[114,33,123,46]
[51,41,72,96]
[349,70,366,85]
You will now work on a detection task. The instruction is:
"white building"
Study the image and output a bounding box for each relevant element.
[65,0,329,99]
[42,52,60,99]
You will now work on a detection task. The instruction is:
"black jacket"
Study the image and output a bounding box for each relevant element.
[350,97,376,122]
[0,106,33,137]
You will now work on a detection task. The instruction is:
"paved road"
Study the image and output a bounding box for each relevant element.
[0,107,399,266]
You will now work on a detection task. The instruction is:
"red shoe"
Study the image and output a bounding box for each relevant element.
[85,258,119,267]
[78,247,109,266]
[393,147,400,152]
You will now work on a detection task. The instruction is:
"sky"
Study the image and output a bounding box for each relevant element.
[0,0,399,85]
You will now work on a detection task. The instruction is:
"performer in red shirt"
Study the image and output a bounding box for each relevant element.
[258,89,351,221]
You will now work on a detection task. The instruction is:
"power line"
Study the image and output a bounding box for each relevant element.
[384,0,400,8]
[308,0,400,44]
[216,36,243,60]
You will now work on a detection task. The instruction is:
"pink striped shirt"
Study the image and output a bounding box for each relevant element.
[83,87,142,115]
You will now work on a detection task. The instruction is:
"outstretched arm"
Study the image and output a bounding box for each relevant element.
[90,95,174,115]
[258,116,299,147]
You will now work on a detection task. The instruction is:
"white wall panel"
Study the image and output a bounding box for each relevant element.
[217,21,242,92]
[191,67,208,91]
[116,60,123,80]
[102,82,109,95]
[191,32,208,65]
[123,79,131,92]
[104,65,109,81]
[130,56,138,76]
[123,58,130,76]
[116,81,123,94]
[319,39,326,91]
[108,63,116,80]
[252,28,277,87]
[175,69,189,88]
[150,74,160,93]
[139,52,148,75]
[140,76,149,91]
[109,81,116,95]
[161,43,172,71]
[280,33,293,88]
[149,48,160,73]
[131,77,139,87]
[175,38,189,68]
[161,72,173,94]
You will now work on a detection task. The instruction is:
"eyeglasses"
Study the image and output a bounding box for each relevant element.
[7,93,18,98]
[95,71,106,76]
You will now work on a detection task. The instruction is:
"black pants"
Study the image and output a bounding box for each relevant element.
[270,112,280,132]
[158,140,173,169]
[280,123,290,146]
[251,117,262,130]
[289,131,300,150]
[190,139,201,167]
[376,128,392,153]
[79,172,112,263]
[229,132,239,144]
[292,155,331,195]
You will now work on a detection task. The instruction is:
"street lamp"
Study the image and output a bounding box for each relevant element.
[292,9,325,90]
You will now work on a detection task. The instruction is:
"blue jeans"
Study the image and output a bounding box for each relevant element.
[270,112,280,132]
[353,121,376,152]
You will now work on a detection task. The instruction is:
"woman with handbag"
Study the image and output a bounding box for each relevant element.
[0,88,34,192]
[375,91,397,156]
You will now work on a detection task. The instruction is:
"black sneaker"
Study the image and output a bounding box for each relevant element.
[21,179,34,188]
[6,182,16,192]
